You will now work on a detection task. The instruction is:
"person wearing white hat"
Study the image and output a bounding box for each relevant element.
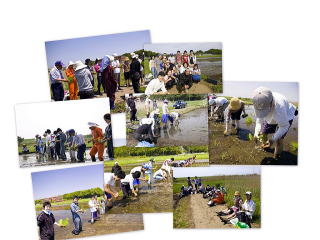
[111,53,122,90]
[209,96,229,120]
[240,191,256,227]
[224,97,248,135]
[252,87,298,159]
[74,61,94,99]
[65,61,79,100]
[130,53,142,93]
[88,122,105,162]
[161,99,170,128]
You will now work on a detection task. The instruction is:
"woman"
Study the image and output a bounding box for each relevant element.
[192,64,201,83]
[182,50,189,65]
[94,58,102,95]
[180,62,188,74]
[149,56,157,78]
[65,61,79,100]
[188,50,197,70]
[165,69,177,89]
[224,97,247,135]
[123,57,131,87]
[101,55,117,109]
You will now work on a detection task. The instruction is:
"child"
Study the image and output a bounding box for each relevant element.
[161,99,169,128]
[88,195,98,224]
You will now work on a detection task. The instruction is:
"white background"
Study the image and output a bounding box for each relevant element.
[0,0,319,239]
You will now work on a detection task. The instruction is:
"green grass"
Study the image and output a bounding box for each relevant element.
[173,175,261,225]
[196,54,222,58]
[35,198,91,211]
[173,196,193,228]
[104,153,209,167]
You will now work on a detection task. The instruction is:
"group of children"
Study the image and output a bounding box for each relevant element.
[146,50,202,94]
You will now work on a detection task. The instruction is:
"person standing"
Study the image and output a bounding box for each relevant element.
[112,53,122,90]
[224,97,247,135]
[101,55,117,109]
[126,93,137,123]
[94,58,103,95]
[88,122,105,162]
[123,57,131,87]
[57,128,67,160]
[49,61,68,101]
[103,113,114,160]
[175,51,182,65]
[149,56,157,78]
[53,130,61,159]
[144,158,154,189]
[74,61,94,99]
[188,50,197,70]
[65,61,79,100]
[130,54,142,93]
[85,58,95,88]
[182,50,189,65]
[70,196,84,235]
[68,129,86,162]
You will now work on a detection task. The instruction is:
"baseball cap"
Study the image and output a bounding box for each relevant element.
[55,60,64,66]
[252,87,273,118]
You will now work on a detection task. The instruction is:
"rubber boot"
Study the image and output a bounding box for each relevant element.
[274,139,284,159]
[91,156,96,162]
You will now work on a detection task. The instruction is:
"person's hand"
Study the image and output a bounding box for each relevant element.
[113,192,119,198]
[262,139,273,148]
[223,130,229,136]
[253,136,258,144]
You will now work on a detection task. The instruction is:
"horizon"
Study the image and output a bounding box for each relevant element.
[144,42,222,54]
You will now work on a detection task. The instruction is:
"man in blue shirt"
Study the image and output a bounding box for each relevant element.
[70,196,84,235]
[49,61,68,101]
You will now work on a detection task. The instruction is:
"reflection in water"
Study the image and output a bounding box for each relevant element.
[197,57,222,78]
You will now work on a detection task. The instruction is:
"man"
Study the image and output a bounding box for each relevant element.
[68,129,86,162]
[130,54,141,93]
[241,191,256,226]
[103,113,114,160]
[49,61,68,101]
[127,93,137,123]
[37,201,62,240]
[252,87,298,159]
[177,68,193,93]
[134,119,157,144]
[70,196,84,235]
[104,170,126,209]
[88,122,104,162]
[130,165,148,191]
[74,60,94,99]
[120,171,140,198]
[111,162,122,173]
[57,128,67,160]
[112,53,122,90]
[145,71,168,95]
[168,53,176,64]
[209,96,229,121]
[175,51,182,65]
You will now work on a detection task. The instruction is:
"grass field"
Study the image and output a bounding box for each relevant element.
[35,197,92,211]
[173,174,261,225]
[173,196,194,228]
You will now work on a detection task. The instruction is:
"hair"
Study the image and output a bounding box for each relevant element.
[73,196,79,200]
[85,58,91,65]
[183,50,187,54]
[43,201,51,208]
[158,71,165,77]
[53,131,57,134]
[56,128,62,132]
[114,170,126,179]
[193,64,199,69]
[170,158,174,161]
[132,171,141,179]
[183,62,189,67]
[177,50,180,53]
[46,129,51,134]
[104,113,111,121]
[129,93,133,97]
[190,50,194,54]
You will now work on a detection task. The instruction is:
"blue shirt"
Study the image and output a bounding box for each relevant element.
[49,66,63,84]
[70,202,81,219]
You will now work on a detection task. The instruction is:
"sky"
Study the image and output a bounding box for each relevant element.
[220,81,299,102]
[32,164,104,200]
[173,166,261,178]
[45,30,151,68]
[144,42,222,54]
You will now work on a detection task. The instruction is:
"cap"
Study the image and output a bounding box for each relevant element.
[245,191,252,195]
[54,60,64,66]
[252,87,273,118]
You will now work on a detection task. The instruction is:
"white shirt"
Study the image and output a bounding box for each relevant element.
[130,166,142,174]
[121,174,134,190]
[49,66,63,84]
[45,135,51,147]
[168,56,175,64]
[145,78,167,95]
[212,97,228,107]
[254,92,296,141]
[170,112,179,120]
[112,60,120,73]
[104,173,115,186]
[153,169,164,178]
[179,66,185,74]
[88,199,97,212]
[140,117,155,131]
[242,199,256,218]
[162,103,169,114]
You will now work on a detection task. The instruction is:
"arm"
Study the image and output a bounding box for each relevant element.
[104,184,119,198]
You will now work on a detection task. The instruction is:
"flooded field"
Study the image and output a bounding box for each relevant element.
[19,149,111,168]
[209,105,298,165]
[127,108,208,147]
[36,209,143,239]
[197,57,222,79]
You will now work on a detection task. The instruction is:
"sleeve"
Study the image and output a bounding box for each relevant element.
[37,213,44,227]
[250,202,256,215]
[87,69,93,82]
[161,82,167,93]
[50,69,60,80]
[129,178,134,190]
[52,214,55,223]
[254,118,263,137]
[272,108,290,141]
[145,81,153,95]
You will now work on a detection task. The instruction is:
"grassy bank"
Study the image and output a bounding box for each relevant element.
[173,175,261,225]
[35,198,91,211]
[173,196,194,228]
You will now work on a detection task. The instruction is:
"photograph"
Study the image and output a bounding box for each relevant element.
[15,98,126,168]
[45,30,151,113]
[209,81,298,165]
[32,164,144,240]
[173,166,261,229]
[143,42,222,94]
[125,93,208,147]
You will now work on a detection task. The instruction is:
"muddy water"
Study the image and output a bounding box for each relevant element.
[209,105,298,165]
[197,57,222,79]
[36,209,143,239]
[127,108,208,147]
[19,149,111,168]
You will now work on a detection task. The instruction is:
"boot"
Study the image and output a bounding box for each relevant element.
[91,156,96,162]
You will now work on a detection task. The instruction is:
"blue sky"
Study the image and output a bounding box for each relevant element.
[220,81,299,102]
[45,30,151,68]
[32,164,104,200]
[144,42,222,54]
[174,166,261,178]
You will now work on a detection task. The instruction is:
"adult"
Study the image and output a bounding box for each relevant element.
[127,93,137,123]
[130,54,141,93]
[49,60,68,101]
[68,129,86,162]
[94,58,102,95]
[182,50,189,65]
[252,87,298,159]
[224,97,247,135]
[168,54,175,64]
[123,57,131,87]
[74,61,94,99]
[218,191,243,221]
[104,170,126,209]
[241,191,256,226]
[53,130,61,159]
[37,201,62,240]
[70,196,84,235]
[209,96,229,120]
[57,128,67,160]
[101,55,117,109]
[120,172,140,198]
[112,53,122,90]
[177,68,193,93]
[188,50,197,70]
[161,99,170,128]
[208,189,225,207]
[103,113,114,160]
[175,51,182,65]
[192,64,201,83]
[134,118,157,144]
[144,158,154,189]
[165,69,177,89]
[154,55,161,75]
[65,61,79,100]
[88,122,104,162]
[145,71,167,95]
[149,56,157,78]
[85,58,95,87]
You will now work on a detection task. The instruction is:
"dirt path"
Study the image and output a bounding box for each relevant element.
[168,80,213,94]
[190,194,232,229]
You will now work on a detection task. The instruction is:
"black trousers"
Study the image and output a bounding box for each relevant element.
[51,83,64,101]
[77,144,86,162]
[107,139,114,159]
[132,79,140,93]
[79,90,94,99]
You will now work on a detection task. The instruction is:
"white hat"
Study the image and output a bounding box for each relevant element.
[130,52,135,57]
[88,122,99,127]
[208,98,216,106]
[108,55,115,62]
[245,191,252,195]
[252,87,273,118]
[74,60,87,71]
[68,61,75,67]
[112,53,118,57]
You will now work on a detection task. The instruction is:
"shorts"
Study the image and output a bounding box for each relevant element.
[133,178,140,186]
[192,74,201,82]
[104,191,112,199]
[230,109,242,120]
[91,211,98,219]
[261,119,294,139]
[162,114,169,123]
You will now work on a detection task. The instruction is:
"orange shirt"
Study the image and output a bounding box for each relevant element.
[91,127,104,143]
[65,67,76,83]
[213,192,225,204]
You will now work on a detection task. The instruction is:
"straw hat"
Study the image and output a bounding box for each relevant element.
[234,191,240,196]
[124,56,129,61]
[229,98,242,111]
[74,61,87,71]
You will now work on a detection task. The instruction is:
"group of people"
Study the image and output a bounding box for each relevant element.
[49,52,143,109]
[209,86,298,159]
[28,113,114,162]
[146,50,202,94]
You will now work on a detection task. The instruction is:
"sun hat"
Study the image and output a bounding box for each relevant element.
[234,191,240,196]
[229,97,242,111]
[112,53,118,57]
[252,87,273,118]
[88,122,99,127]
[208,98,216,106]
[245,191,252,195]
[124,56,129,61]
[67,61,75,67]
[74,60,87,71]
